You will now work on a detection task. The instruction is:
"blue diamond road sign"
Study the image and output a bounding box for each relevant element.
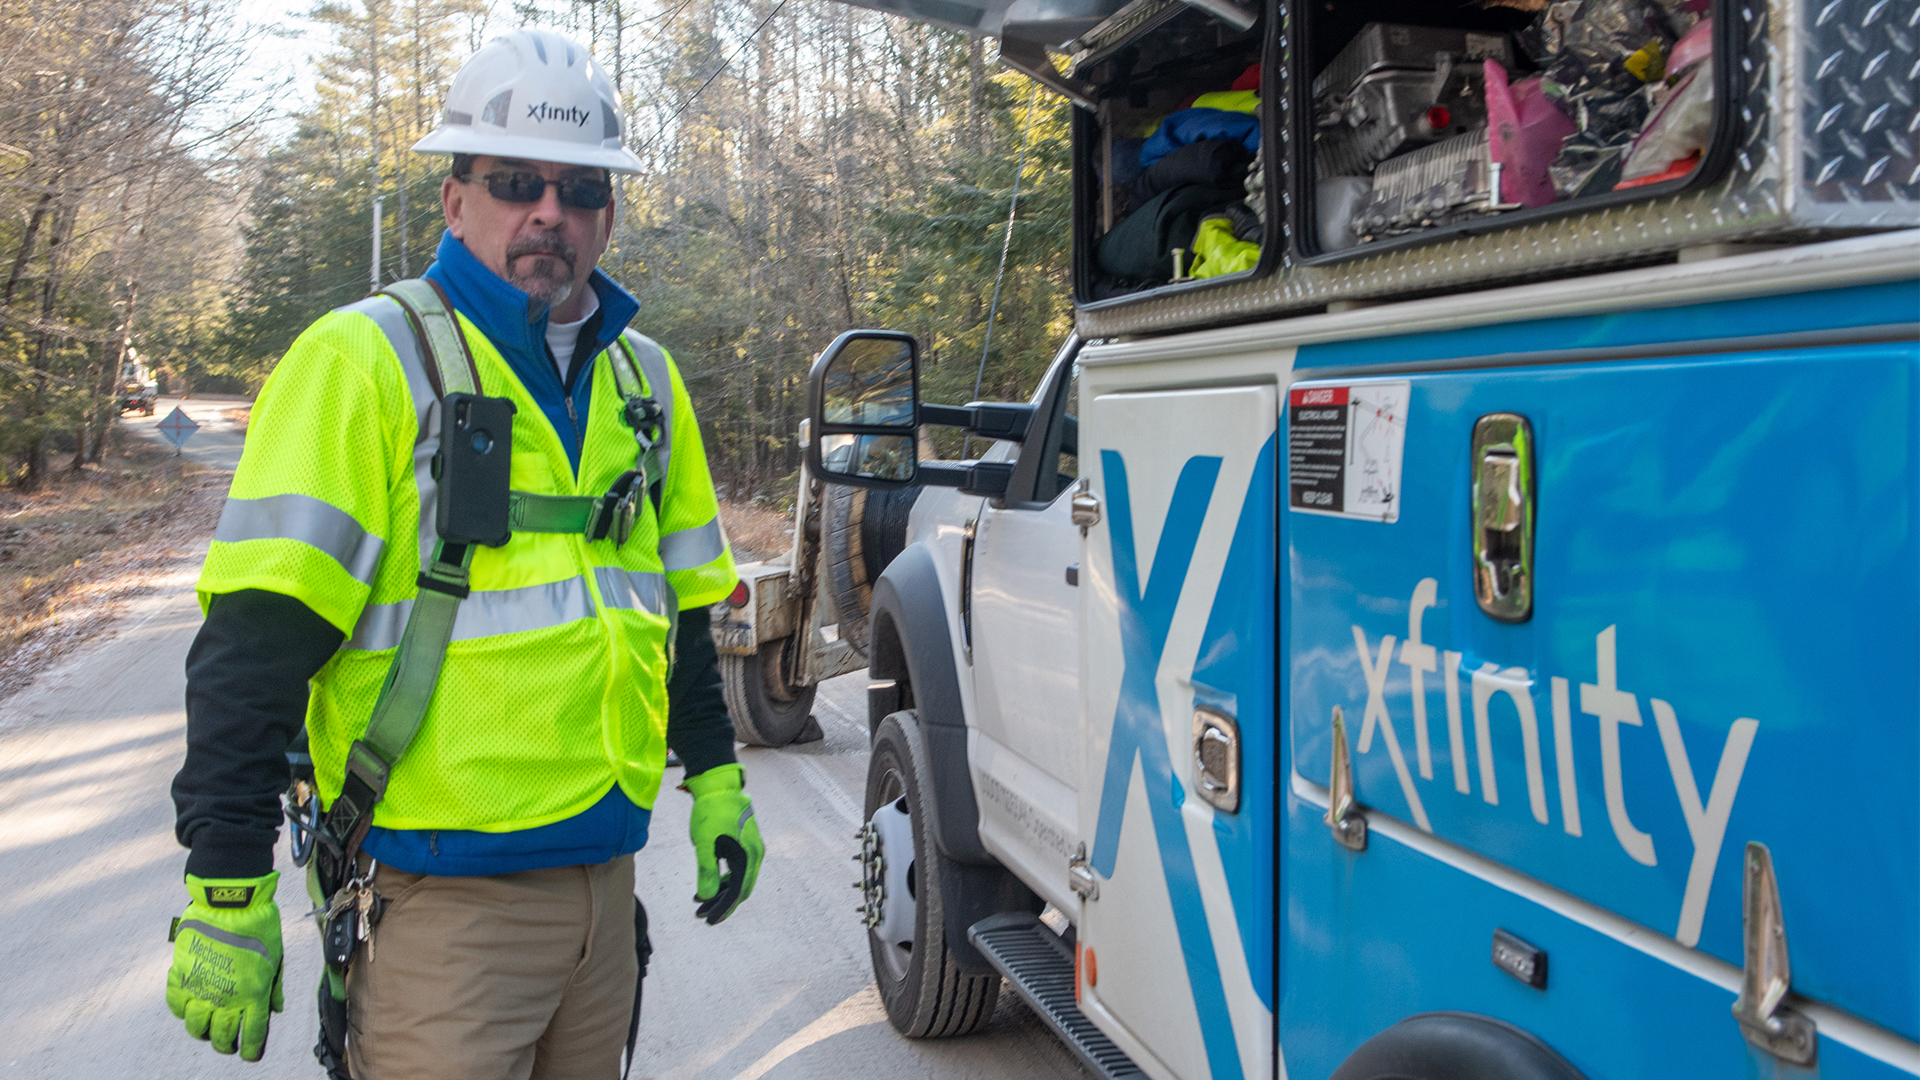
[156,406,199,450]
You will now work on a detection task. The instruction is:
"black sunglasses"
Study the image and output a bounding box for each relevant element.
[463,169,612,210]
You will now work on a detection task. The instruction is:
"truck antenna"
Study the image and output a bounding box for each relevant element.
[964,82,1040,459]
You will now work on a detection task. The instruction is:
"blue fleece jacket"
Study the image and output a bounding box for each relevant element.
[360,231,653,875]
[422,229,642,472]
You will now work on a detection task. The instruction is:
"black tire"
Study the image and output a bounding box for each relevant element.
[825,486,921,656]
[860,486,919,585]
[823,486,872,654]
[1331,1012,1589,1080]
[721,641,818,747]
[866,711,1000,1037]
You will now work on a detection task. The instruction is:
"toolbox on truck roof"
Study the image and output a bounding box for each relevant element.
[838,0,1920,337]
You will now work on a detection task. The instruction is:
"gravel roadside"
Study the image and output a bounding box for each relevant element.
[0,437,226,704]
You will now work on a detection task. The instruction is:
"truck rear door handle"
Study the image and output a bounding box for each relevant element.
[1069,844,1099,900]
[1326,706,1367,851]
[1471,413,1535,623]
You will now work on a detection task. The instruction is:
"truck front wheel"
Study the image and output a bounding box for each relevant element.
[862,710,1000,1037]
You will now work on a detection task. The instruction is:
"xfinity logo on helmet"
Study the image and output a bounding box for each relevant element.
[526,102,592,127]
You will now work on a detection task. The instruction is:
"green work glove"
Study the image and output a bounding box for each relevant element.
[685,763,764,924]
[166,872,285,1061]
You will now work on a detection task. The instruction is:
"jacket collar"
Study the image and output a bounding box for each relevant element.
[421,230,639,380]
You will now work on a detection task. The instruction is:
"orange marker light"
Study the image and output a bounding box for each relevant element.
[1085,946,1098,988]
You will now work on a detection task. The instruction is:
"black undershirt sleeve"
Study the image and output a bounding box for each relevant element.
[172,589,344,879]
[666,606,739,779]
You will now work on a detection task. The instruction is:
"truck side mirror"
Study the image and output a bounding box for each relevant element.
[807,330,921,490]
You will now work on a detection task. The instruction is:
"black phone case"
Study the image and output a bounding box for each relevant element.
[436,393,517,547]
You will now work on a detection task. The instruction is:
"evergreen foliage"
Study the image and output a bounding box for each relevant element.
[0,0,262,486]
[0,0,1074,496]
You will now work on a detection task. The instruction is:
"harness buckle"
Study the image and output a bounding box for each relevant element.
[611,486,638,547]
[588,470,644,547]
[623,395,663,450]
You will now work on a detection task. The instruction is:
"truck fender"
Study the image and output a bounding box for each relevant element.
[868,543,1042,973]
[867,542,992,867]
[1331,1013,1588,1080]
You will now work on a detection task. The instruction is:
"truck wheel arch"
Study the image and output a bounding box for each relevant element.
[1331,1013,1589,1080]
[865,541,1043,975]
[865,541,991,867]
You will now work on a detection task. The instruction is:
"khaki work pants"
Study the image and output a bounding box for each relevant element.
[345,856,638,1080]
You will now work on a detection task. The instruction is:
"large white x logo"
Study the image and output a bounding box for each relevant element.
[1352,626,1431,832]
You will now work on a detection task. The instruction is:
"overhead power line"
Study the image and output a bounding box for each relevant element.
[638,0,790,153]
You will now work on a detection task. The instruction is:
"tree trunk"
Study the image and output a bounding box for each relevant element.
[3,192,54,307]
[969,37,987,155]
[19,206,77,492]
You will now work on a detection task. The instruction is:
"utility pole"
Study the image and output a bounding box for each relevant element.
[372,196,385,290]
[369,0,383,288]
[613,0,625,99]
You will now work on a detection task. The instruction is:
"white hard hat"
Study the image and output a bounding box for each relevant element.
[412,29,643,173]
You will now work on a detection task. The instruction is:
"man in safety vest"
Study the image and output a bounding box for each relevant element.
[164,29,763,1077]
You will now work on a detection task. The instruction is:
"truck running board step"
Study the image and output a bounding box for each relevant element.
[968,913,1145,1079]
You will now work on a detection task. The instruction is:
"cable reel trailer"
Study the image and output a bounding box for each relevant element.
[709,444,920,746]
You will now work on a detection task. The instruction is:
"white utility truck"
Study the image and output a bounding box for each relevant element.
[735,0,1920,1074]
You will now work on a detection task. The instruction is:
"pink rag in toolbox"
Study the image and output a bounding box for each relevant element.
[1485,60,1577,208]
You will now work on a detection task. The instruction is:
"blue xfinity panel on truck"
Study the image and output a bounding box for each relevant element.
[1281,261,1919,1078]
[763,0,1920,1074]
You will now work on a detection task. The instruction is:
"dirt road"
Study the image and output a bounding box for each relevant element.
[0,551,1084,1079]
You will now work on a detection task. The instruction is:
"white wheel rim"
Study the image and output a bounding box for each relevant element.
[862,795,917,982]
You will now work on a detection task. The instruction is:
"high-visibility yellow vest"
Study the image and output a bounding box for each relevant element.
[199,295,737,832]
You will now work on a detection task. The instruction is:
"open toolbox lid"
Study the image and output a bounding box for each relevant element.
[823,0,1920,338]
[825,0,1126,52]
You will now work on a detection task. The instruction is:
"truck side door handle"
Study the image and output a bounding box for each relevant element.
[1471,413,1535,623]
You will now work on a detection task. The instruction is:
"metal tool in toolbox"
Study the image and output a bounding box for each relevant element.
[1313,24,1515,178]
[1351,124,1524,239]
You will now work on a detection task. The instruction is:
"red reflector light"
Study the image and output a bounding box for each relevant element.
[727,581,750,608]
[1427,106,1451,130]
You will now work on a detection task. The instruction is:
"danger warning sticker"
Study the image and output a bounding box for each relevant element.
[1288,380,1410,523]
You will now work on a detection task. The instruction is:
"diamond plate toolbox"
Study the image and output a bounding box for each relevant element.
[1075,0,1920,339]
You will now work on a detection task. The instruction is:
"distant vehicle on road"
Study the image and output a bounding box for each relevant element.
[117,354,157,416]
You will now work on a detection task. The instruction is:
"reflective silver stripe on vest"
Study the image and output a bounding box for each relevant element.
[593,566,671,615]
[621,330,674,482]
[213,493,384,583]
[345,576,596,652]
[340,295,442,567]
[658,517,726,572]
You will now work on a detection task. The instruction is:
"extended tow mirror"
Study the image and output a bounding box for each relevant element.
[807,330,921,489]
